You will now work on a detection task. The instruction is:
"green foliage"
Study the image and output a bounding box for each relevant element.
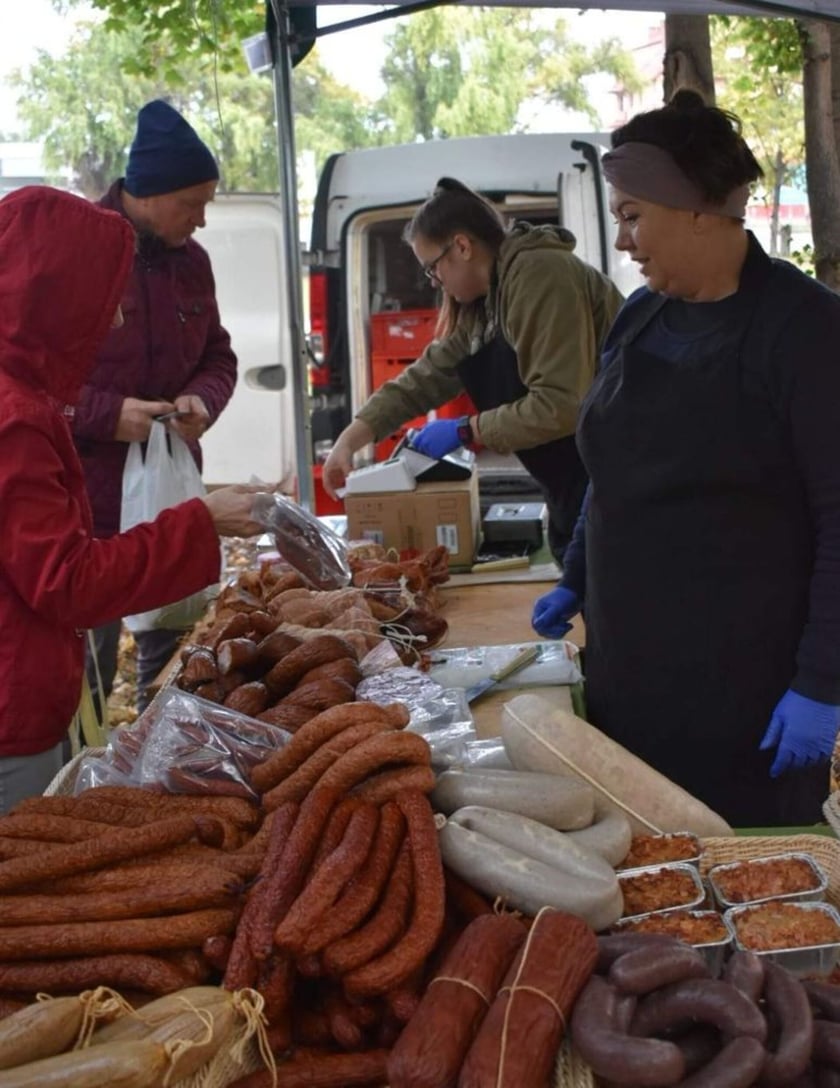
[13,18,384,196]
[710,15,804,253]
[52,0,265,75]
[28,3,641,199]
[377,7,642,141]
[13,19,279,196]
[715,14,802,74]
[788,242,816,276]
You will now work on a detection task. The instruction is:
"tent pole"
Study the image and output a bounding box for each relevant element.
[270,2,314,510]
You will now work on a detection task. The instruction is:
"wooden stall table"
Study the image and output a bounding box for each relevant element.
[438,579,585,740]
[148,567,584,741]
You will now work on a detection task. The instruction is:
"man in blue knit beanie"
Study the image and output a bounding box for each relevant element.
[125,99,219,201]
[71,99,237,723]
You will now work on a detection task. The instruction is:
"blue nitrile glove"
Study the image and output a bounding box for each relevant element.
[759,689,840,778]
[411,419,461,459]
[531,586,581,639]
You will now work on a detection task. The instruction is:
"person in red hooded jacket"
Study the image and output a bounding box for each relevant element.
[0,185,269,813]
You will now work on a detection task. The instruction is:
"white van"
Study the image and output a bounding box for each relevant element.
[199,132,641,510]
[197,193,297,489]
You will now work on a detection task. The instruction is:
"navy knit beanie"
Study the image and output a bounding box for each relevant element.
[124,100,219,198]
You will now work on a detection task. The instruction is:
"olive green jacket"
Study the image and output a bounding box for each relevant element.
[356,222,624,454]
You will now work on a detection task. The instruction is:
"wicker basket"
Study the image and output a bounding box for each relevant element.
[823,791,840,840]
[43,746,106,797]
[554,833,840,1088]
[700,833,840,904]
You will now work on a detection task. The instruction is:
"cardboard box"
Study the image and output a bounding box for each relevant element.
[345,472,481,567]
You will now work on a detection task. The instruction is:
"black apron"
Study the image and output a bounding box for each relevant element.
[457,330,587,561]
[577,293,826,828]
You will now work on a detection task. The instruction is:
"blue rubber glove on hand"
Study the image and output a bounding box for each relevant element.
[759,689,840,778]
[531,586,581,639]
[411,419,461,459]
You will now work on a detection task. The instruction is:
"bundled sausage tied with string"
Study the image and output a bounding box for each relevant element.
[458,908,598,1088]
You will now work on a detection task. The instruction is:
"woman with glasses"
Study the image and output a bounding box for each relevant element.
[322,176,623,560]
[535,90,840,827]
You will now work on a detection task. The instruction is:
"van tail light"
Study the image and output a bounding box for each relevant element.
[308,271,329,389]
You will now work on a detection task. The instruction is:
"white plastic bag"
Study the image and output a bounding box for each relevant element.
[120,421,219,632]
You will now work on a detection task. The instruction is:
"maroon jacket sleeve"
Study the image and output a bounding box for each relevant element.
[178,251,237,423]
[0,418,221,629]
[71,383,124,442]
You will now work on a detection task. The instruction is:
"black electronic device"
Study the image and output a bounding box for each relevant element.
[482,502,546,548]
[392,427,474,483]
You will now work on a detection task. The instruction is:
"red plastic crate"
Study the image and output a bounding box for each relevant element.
[371,355,411,391]
[312,463,346,516]
[436,391,477,420]
[375,415,430,462]
[370,309,438,360]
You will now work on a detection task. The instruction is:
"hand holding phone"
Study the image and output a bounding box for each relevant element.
[153,410,189,423]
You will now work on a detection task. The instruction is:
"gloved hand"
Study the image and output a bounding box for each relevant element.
[411,419,461,459]
[759,689,840,778]
[531,586,581,639]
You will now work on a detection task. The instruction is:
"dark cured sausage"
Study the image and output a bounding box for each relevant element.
[342,790,445,998]
[759,961,813,1087]
[0,871,239,925]
[316,734,432,797]
[678,1036,766,1088]
[458,909,597,1088]
[804,981,840,1023]
[570,975,685,1087]
[309,798,365,871]
[812,1020,840,1068]
[301,802,405,956]
[250,701,409,793]
[264,635,356,696]
[273,804,379,954]
[387,913,526,1088]
[595,933,681,973]
[722,949,765,1005]
[44,787,260,828]
[226,1047,390,1087]
[351,765,437,805]
[630,979,768,1043]
[250,789,339,961]
[0,954,196,995]
[0,815,222,893]
[224,802,299,991]
[608,943,709,995]
[321,841,413,977]
[261,723,393,811]
[0,908,236,960]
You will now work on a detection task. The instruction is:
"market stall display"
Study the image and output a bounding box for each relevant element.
[3,542,840,1088]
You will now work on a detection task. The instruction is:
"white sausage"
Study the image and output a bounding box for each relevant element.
[564,797,633,866]
[439,816,624,930]
[432,768,594,830]
[501,694,733,836]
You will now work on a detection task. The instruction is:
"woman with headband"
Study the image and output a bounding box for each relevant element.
[533,89,840,827]
[322,177,624,562]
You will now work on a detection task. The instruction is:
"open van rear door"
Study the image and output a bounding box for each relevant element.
[198,194,297,488]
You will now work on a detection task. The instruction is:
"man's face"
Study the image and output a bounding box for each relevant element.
[130,180,217,248]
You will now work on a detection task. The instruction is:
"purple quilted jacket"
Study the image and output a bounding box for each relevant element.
[72,180,237,537]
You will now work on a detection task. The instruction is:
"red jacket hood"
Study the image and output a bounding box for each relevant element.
[0,186,134,405]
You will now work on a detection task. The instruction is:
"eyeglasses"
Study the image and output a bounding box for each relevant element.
[421,240,454,283]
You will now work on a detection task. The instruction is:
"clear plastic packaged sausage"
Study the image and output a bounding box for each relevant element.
[74,688,292,800]
[252,492,351,590]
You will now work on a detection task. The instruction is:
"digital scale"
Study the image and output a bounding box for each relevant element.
[342,428,474,495]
